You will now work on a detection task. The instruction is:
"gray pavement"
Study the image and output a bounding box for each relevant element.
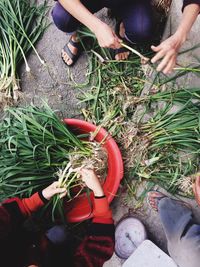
[20,0,89,118]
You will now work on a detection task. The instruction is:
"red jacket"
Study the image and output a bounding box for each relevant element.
[0,192,114,267]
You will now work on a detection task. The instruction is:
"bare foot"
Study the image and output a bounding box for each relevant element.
[61,33,79,66]
[115,22,130,61]
[147,191,166,212]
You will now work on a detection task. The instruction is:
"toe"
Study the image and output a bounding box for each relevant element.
[62,50,73,66]
[67,58,73,65]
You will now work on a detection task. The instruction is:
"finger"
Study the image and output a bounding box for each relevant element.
[52,181,60,187]
[108,44,116,49]
[195,175,200,185]
[156,52,174,72]
[195,175,200,192]
[112,42,121,49]
[59,191,67,199]
[151,50,166,64]
[151,45,161,52]
[114,34,122,44]
[162,57,176,74]
[112,35,122,49]
[54,187,67,195]
[72,167,81,173]
[193,182,196,196]
[193,175,200,195]
[49,181,60,190]
[78,168,87,176]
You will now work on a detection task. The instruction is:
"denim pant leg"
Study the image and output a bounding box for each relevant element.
[52,0,104,33]
[158,198,200,267]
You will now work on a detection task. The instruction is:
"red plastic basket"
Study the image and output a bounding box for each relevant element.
[63,119,124,223]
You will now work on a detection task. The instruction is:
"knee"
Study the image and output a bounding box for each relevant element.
[125,23,153,44]
[123,2,153,43]
[52,2,75,33]
[46,225,70,245]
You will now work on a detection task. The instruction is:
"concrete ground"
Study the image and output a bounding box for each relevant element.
[19,0,200,266]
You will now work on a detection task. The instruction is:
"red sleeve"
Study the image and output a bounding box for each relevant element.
[0,192,47,240]
[92,197,113,224]
[73,196,115,267]
[3,192,46,217]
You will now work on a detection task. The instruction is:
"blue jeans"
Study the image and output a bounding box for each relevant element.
[52,0,153,43]
[158,198,200,267]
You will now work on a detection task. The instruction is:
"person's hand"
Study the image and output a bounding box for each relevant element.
[42,181,67,200]
[151,32,186,74]
[193,175,200,206]
[94,22,122,49]
[79,168,104,197]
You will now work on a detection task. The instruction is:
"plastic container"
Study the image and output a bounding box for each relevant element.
[63,118,124,223]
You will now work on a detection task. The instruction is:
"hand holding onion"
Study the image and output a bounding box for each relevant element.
[79,168,104,197]
[42,181,67,200]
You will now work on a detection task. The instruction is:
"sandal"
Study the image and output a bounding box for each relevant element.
[147,191,191,212]
[111,44,130,61]
[61,37,82,67]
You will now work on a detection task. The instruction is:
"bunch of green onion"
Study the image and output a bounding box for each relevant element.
[0,104,96,204]
[0,0,48,105]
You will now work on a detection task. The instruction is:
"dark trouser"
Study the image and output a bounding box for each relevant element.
[52,0,153,43]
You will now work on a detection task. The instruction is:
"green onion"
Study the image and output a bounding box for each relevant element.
[0,103,107,219]
[0,0,48,105]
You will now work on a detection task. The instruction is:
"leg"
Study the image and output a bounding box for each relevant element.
[52,2,80,34]
[51,2,81,66]
[43,225,74,267]
[51,0,103,66]
[118,0,154,44]
[158,198,200,267]
[52,0,103,33]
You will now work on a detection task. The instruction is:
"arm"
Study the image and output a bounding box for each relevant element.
[151,2,200,74]
[2,181,67,217]
[0,181,67,237]
[58,0,121,49]
[73,169,115,267]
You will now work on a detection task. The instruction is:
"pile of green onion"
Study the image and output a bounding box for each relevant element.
[0,0,47,105]
[130,100,200,195]
[0,104,98,203]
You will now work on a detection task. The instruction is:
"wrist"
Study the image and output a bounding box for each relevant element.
[39,190,49,204]
[93,188,104,197]
[90,19,105,35]
[174,28,187,45]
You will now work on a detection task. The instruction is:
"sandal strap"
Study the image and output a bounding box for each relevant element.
[69,37,81,50]
[114,47,129,55]
[62,38,82,66]
[63,43,75,60]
